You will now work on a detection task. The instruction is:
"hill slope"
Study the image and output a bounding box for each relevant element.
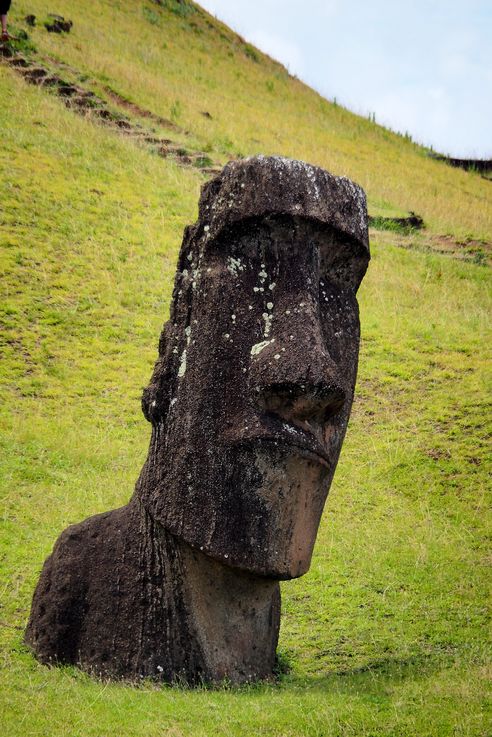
[6,0,492,244]
[1,3,491,737]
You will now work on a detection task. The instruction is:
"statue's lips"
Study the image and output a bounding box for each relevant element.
[237,419,332,468]
[254,436,331,468]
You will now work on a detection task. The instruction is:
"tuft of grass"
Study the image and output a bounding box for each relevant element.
[244,44,260,63]
[170,98,183,122]
[3,25,37,56]
[142,6,161,26]
[193,154,214,168]
[369,214,424,234]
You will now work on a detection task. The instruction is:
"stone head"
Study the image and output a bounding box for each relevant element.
[138,156,369,580]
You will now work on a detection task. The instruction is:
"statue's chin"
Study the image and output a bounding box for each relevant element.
[198,543,315,581]
[243,451,329,579]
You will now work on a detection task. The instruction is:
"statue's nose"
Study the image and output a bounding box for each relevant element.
[248,294,350,426]
[249,315,347,425]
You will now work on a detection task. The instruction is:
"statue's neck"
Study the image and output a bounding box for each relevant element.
[173,535,281,683]
[130,496,281,684]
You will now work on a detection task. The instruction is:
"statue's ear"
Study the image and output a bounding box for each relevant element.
[141,323,171,425]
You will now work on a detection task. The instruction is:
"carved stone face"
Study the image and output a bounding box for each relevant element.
[139,157,369,579]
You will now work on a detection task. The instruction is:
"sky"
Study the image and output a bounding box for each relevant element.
[198,0,492,158]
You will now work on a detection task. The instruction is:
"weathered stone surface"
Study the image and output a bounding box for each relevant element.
[26,156,370,684]
[26,498,279,683]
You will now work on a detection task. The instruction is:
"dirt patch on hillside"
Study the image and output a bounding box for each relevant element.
[102,86,184,134]
[370,229,491,266]
[430,235,491,264]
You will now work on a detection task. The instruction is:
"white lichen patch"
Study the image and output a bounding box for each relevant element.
[251,338,275,356]
[191,265,201,290]
[178,349,187,377]
[266,302,274,310]
[227,256,245,276]
[284,423,299,435]
[178,326,192,378]
[262,311,273,337]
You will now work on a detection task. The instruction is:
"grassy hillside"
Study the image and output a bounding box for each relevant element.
[7,0,492,243]
[1,2,491,736]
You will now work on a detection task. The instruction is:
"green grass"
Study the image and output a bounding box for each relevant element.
[8,0,492,241]
[1,5,491,735]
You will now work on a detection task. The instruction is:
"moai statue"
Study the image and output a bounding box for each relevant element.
[26,156,370,684]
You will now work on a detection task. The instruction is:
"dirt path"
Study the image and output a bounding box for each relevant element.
[0,39,222,177]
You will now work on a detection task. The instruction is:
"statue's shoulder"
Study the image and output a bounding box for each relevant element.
[51,504,123,555]
[25,502,145,667]
[50,502,140,576]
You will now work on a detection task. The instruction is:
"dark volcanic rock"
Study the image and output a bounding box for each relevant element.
[26,156,370,684]
[429,152,492,175]
[45,17,73,33]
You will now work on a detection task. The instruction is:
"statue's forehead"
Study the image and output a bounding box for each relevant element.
[205,215,351,252]
[196,216,368,292]
[197,156,369,259]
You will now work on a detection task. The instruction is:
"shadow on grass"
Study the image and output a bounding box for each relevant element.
[281,652,444,695]
[12,634,449,698]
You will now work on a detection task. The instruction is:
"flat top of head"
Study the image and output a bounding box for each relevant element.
[197,156,369,256]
